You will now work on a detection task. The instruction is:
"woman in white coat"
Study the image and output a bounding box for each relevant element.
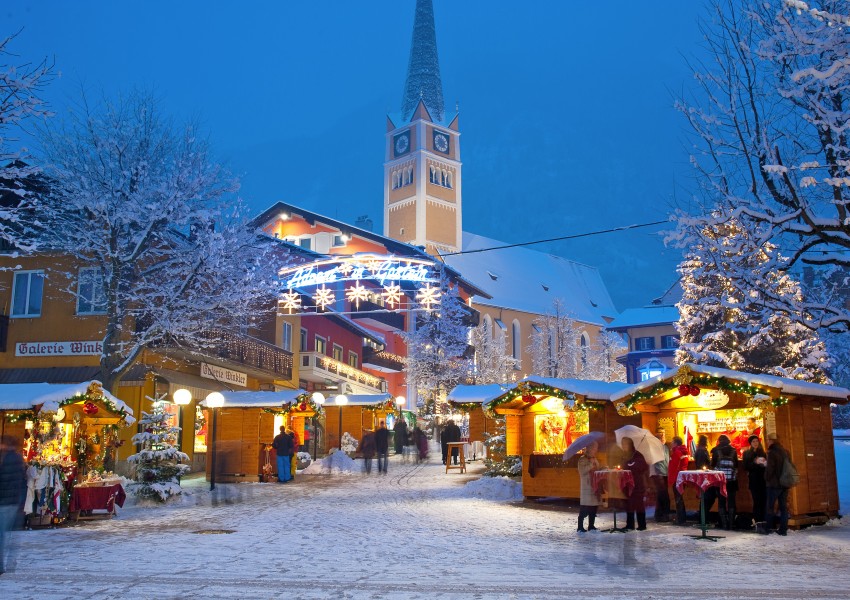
[577,441,601,532]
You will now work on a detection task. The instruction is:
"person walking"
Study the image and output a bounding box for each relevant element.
[651,429,671,523]
[393,417,408,455]
[711,434,739,530]
[375,420,390,474]
[442,419,462,465]
[668,435,689,524]
[0,437,26,575]
[621,437,648,531]
[763,432,789,535]
[742,434,767,527]
[414,426,428,462]
[576,441,601,532]
[271,426,294,483]
[357,430,377,474]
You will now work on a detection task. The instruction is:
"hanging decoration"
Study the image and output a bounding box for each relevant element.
[415,283,441,310]
[382,283,403,308]
[82,401,99,416]
[488,381,603,414]
[312,285,335,310]
[746,393,777,413]
[265,393,323,418]
[279,290,302,313]
[345,282,370,307]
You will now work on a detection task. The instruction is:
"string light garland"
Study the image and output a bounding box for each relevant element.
[488,383,604,413]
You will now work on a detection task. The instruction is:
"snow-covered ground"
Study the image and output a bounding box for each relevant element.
[2,441,849,599]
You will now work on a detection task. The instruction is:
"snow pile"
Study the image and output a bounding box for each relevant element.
[444,475,523,502]
[301,449,357,475]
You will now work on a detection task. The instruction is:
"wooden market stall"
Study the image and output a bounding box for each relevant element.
[447,384,506,460]
[609,364,848,526]
[0,381,135,525]
[323,394,395,452]
[489,377,632,499]
[200,389,312,483]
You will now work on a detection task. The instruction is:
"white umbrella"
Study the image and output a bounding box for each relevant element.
[562,431,605,461]
[614,425,666,465]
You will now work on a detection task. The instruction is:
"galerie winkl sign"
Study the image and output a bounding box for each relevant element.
[200,362,248,387]
[16,341,103,356]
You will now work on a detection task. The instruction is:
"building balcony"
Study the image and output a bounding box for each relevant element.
[349,299,405,331]
[153,328,293,381]
[299,351,387,393]
[362,347,405,373]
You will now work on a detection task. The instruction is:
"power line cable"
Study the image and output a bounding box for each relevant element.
[439,220,670,256]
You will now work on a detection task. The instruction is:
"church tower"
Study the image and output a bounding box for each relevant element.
[384,0,462,256]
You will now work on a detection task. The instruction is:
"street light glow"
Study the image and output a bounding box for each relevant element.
[173,388,192,405]
[205,391,225,408]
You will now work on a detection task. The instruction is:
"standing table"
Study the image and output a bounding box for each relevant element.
[591,469,634,532]
[69,483,126,521]
[445,442,467,473]
[675,470,727,541]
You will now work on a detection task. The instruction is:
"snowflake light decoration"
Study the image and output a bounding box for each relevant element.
[367,259,384,273]
[279,290,302,314]
[415,283,441,310]
[313,285,335,310]
[338,262,354,276]
[345,282,370,307]
[382,283,403,308]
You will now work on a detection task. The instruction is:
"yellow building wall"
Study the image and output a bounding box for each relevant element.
[387,202,417,241]
[425,201,457,246]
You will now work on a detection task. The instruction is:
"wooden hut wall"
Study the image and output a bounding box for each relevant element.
[206,408,263,482]
[467,407,496,443]
[0,416,26,446]
[519,405,577,498]
[325,407,367,448]
[775,397,841,520]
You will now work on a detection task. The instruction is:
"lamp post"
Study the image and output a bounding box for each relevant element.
[311,392,325,458]
[335,394,348,454]
[205,391,225,491]
[173,389,192,452]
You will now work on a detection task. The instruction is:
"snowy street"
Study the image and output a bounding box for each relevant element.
[2,442,850,600]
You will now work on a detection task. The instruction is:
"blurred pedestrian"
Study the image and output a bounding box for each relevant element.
[394,417,408,455]
[357,430,376,474]
[375,420,390,474]
[441,419,461,465]
[414,426,428,462]
[0,436,25,575]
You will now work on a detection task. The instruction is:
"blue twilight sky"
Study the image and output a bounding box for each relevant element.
[7,1,710,311]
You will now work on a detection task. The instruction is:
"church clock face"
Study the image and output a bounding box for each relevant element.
[433,130,450,154]
[394,131,410,157]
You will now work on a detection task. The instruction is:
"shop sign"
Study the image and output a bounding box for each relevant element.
[200,362,247,387]
[696,390,729,409]
[15,340,103,356]
[280,255,438,289]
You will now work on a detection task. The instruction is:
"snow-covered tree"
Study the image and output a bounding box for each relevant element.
[675,211,831,382]
[0,33,52,257]
[585,330,627,383]
[127,397,191,502]
[483,418,521,477]
[403,280,472,420]
[674,0,850,334]
[470,321,517,384]
[528,299,586,379]
[31,90,283,392]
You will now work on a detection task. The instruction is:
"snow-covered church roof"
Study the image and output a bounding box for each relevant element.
[606,305,680,330]
[442,232,618,325]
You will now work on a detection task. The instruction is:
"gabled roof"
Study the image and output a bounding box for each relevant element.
[447,384,509,405]
[442,232,618,325]
[606,306,679,331]
[0,381,134,418]
[609,363,850,403]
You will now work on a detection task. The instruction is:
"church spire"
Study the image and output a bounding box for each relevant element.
[401,0,444,122]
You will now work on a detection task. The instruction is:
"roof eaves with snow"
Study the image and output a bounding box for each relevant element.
[447,384,510,405]
[606,306,680,330]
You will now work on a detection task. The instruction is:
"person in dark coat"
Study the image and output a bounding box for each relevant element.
[414,426,428,462]
[621,437,648,531]
[357,430,377,474]
[763,432,789,536]
[271,426,294,483]
[441,419,462,465]
[375,420,390,474]
[0,437,26,574]
[710,434,739,529]
[742,434,767,527]
[393,417,408,455]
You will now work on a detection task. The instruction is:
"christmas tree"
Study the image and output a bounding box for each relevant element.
[483,417,521,477]
[127,396,191,501]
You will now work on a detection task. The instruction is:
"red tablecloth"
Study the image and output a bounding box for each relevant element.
[591,469,635,499]
[69,484,126,513]
[675,470,727,497]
